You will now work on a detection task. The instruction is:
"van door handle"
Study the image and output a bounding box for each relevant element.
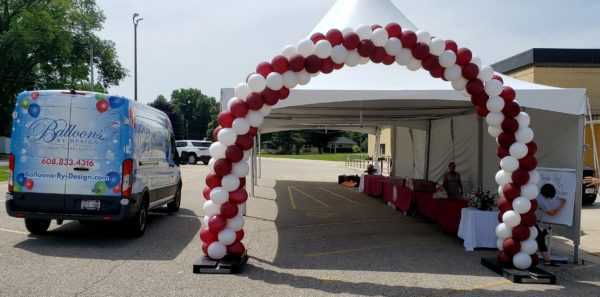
[73,167,90,172]
[139,161,159,166]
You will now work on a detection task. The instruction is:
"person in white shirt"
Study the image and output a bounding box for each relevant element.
[535,183,566,264]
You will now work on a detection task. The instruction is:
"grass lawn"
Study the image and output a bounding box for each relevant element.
[260,153,367,162]
[0,166,8,182]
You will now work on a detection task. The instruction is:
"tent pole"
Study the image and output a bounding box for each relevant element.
[258,132,262,179]
[573,115,585,264]
[586,97,600,175]
[390,126,397,177]
[478,117,483,190]
[374,127,381,172]
[425,120,432,181]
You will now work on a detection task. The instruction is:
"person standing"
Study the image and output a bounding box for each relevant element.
[443,162,463,198]
[535,183,567,265]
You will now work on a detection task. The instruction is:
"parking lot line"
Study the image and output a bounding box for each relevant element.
[305,243,400,257]
[0,227,28,235]
[288,186,297,210]
[319,187,362,205]
[290,185,329,208]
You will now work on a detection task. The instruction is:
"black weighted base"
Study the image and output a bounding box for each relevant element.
[481,257,557,284]
[193,252,248,274]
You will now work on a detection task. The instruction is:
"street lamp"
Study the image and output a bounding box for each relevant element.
[133,13,143,101]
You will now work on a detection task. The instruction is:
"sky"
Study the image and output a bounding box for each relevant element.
[96,0,600,104]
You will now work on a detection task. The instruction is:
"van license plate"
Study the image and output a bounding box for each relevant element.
[81,200,101,210]
[585,188,596,194]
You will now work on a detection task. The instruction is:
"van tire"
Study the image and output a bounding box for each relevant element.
[25,219,51,235]
[126,198,148,237]
[187,154,197,165]
[167,186,182,213]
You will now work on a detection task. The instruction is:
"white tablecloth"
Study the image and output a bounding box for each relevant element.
[458,208,499,251]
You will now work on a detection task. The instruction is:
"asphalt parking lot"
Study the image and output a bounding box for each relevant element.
[0,158,599,297]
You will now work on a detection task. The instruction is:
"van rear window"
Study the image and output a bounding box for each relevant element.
[192,142,210,148]
[176,141,187,147]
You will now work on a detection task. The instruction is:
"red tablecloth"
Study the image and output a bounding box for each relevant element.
[435,199,469,235]
[415,192,437,221]
[364,175,387,197]
[383,178,404,204]
[394,186,413,212]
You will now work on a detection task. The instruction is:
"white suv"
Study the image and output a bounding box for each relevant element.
[176,140,211,165]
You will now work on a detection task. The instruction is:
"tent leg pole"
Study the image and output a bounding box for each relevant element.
[586,97,600,174]
[574,115,584,264]
[258,132,262,179]
[425,120,432,181]
[390,126,397,177]
[478,117,484,190]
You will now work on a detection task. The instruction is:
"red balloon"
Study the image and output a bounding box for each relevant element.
[471,93,489,107]
[400,30,417,49]
[320,57,335,73]
[466,79,485,95]
[326,29,343,46]
[528,199,538,215]
[430,66,444,78]
[475,106,489,117]
[497,251,512,264]
[498,132,516,148]
[218,111,234,128]
[521,212,537,226]
[261,88,279,106]
[310,32,326,43]
[238,177,246,188]
[235,230,245,242]
[497,197,512,212]
[512,169,530,186]
[279,87,290,100]
[202,242,209,255]
[501,118,519,133]
[512,225,531,241]
[227,241,246,257]
[271,55,289,74]
[500,86,516,102]
[445,40,458,53]
[370,47,386,63]
[225,145,243,163]
[371,24,382,30]
[503,183,521,200]
[519,156,538,171]
[246,93,264,111]
[334,63,344,70]
[497,210,505,223]
[213,159,232,176]
[229,188,248,204]
[200,227,218,244]
[503,238,521,256]
[247,127,258,137]
[493,74,504,83]
[208,215,227,233]
[531,254,540,267]
[212,127,221,142]
[412,43,430,60]
[497,146,510,158]
[383,54,395,65]
[342,32,360,50]
[220,202,239,219]
[357,40,375,57]
[256,62,273,77]
[205,173,221,188]
[462,63,479,80]
[503,101,521,118]
[527,142,538,156]
[456,48,472,65]
[421,55,439,71]
[304,55,322,73]
[236,134,253,150]
[202,186,211,200]
[229,98,249,118]
[289,55,306,72]
[385,23,402,38]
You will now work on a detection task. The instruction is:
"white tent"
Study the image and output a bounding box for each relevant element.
[221,0,587,260]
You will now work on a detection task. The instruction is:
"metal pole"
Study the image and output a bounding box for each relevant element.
[478,117,483,190]
[573,115,585,264]
[133,13,142,101]
[425,120,432,181]
[258,132,262,178]
[586,97,600,174]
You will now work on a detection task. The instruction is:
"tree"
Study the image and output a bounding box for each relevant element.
[270,131,306,154]
[0,0,127,136]
[304,130,344,153]
[170,88,218,140]
[148,95,184,139]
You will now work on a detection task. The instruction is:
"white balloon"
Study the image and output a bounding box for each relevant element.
[515,127,534,144]
[486,96,505,113]
[345,50,361,67]
[218,229,237,246]
[341,27,353,35]
[416,30,431,44]
[521,239,538,255]
[444,65,462,81]
[407,59,422,71]
[522,184,539,200]
[243,150,251,161]
[210,188,229,205]
[209,142,227,159]
[439,51,457,67]
[297,70,311,85]
[509,142,528,159]
[529,170,541,185]
[331,45,349,64]
[282,45,297,59]
[513,252,532,270]
[528,226,539,241]
[355,24,372,40]
[359,56,370,65]
[516,112,531,128]
[207,242,227,259]
[234,83,251,100]
[395,48,413,66]
[247,74,266,93]
[221,174,240,192]
[486,112,504,127]
[202,216,210,228]
[384,37,402,56]
[498,185,504,198]
[247,110,264,127]
[260,104,272,116]
[497,238,504,251]
[226,97,239,112]
[232,161,250,177]
[218,128,237,146]
[266,72,283,91]
[488,126,502,138]
[208,158,216,172]
[231,118,250,135]
[429,38,446,56]
[203,200,221,217]
[227,215,244,231]
[485,79,503,96]
[495,170,513,186]
[451,78,467,91]
[314,40,333,59]
[478,65,494,82]
[471,57,482,68]
[371,28,389,47]
[502,210,521,228]
[282,71,298,89]
[297,38,315,57]
[500,156,519,172]
[495,223,512,239]
[512,197,532,214]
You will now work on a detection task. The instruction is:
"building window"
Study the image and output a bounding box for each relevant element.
[379,144,386,155]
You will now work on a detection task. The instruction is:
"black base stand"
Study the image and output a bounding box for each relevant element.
[481,257,557,284]
[193,252,248,274]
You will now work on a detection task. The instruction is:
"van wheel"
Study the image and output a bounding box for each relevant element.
[25,219,51,235]
[126,200,148,237]
[167,187,182,213]
[187,154,197,165]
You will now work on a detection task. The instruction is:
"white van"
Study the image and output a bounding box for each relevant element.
[5,90,182,236]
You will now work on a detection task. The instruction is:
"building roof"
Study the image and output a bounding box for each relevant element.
[493,48,600,73]
[328,136,357,146]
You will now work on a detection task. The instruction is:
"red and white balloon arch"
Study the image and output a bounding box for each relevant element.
[199,23,541,270]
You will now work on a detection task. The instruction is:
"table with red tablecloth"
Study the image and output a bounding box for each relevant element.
[363,175,387,197]
[435,198,469,235]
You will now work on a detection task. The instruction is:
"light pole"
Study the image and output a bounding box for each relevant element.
[133,13,143,101]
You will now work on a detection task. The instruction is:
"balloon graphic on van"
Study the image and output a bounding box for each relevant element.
[106,171,121,188]
[109,96,125,108]
[24,179,34,190]
[96,99,109,113]
[21,98,30,109]
[16,173,26,185]
[28,103,40,118]
[93,181,108,194]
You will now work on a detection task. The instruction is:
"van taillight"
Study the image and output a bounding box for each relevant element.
[8,154,14,192]
[121,159,133,198]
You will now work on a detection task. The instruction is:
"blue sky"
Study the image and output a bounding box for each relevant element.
[97,0,600,103]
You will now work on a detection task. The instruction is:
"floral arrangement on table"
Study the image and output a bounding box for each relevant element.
[466,190,497,211]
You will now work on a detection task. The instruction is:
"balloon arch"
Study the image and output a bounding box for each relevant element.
[200,23,541,270]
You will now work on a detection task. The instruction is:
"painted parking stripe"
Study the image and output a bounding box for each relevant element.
[319,187,362,205]
[0,227,28,235]
[290,186,329,208]
[288,186,297,210]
